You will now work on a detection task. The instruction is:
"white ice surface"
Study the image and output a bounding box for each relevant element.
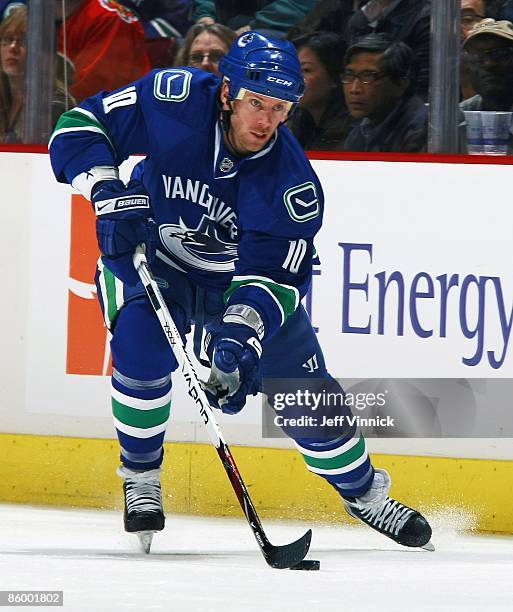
[0,504,512,612]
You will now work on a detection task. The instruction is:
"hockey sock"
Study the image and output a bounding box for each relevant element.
[111,368,172,470]
[294,432,374,498]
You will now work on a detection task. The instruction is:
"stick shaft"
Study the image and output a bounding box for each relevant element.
[133,250,269,543]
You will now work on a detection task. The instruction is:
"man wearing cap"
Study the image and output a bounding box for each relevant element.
[461,18,513,111]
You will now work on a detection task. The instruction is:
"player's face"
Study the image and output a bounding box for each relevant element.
[220,82,290,155]
[0,27,26,78]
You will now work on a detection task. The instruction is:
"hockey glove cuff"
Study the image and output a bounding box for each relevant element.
[92,179,156,286]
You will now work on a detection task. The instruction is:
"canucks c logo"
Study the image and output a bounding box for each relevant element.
[283,182,320,222]
[154,69,192,102]
[159,216,238,272]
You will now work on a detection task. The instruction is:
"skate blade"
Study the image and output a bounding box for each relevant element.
[136,531,156,554]
[422,541,435,552]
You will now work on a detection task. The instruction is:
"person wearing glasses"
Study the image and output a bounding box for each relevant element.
[174,23,236,75]
[342,33,427,152]
[0,6,25,142]
[461,18,513,113]
[304,0,430,101]
[0,6,71,143]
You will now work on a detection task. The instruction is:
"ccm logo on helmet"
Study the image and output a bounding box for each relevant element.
[266,76,293,87]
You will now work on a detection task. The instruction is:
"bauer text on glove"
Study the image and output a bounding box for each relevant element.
[92,179,156,286]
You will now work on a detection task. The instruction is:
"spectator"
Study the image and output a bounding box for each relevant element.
[174,22,236,75]
[342,33,427,152]
[311,0,431,100]
[461,18,513,110]
[461,0,486,41]
[0,7,72,143]
[56,0,152,103]
[193,0,316,39]
[288,31,352,150]
[461,1,486,100]
[0,7,25,142]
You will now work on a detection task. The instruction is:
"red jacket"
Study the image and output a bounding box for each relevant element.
[57,0,152,102]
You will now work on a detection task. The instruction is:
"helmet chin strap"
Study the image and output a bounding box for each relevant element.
[220,100,233,134]
[219,96,238,154]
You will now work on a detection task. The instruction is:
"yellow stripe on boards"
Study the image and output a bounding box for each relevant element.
[1,433,512,534]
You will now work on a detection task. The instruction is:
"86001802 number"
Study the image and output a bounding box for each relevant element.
[0,591,63,607]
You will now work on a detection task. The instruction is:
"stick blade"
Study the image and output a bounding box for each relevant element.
[265,528,312,569]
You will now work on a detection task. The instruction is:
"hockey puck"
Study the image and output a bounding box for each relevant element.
[289,559,320,571]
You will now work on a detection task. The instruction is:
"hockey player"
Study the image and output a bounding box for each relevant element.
[48,32,432,552]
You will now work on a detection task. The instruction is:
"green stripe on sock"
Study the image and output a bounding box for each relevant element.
[112,398,171,429]
[301,435,366,471]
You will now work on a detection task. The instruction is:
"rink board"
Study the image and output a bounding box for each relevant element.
[1,151,513,533]
[1,433,512,534]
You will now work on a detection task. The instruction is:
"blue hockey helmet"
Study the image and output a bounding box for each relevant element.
[219,31,305,104]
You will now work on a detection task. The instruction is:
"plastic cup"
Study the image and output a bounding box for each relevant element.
[480,111,512,155]
[464,110,512,155]
[463,111,484,154]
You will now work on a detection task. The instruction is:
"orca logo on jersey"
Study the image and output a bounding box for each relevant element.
[283,182,320,222]
[154,69,192,102]
[159,215,238,272]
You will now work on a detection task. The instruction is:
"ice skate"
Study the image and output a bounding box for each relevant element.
[118,466,165,554]
[343,468,434,550]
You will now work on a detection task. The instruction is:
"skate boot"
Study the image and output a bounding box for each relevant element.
[117,466,165,553]
[343,468,434,550]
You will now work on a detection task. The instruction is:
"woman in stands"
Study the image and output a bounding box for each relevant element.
[175,22,236,75]
[0,6,71,143]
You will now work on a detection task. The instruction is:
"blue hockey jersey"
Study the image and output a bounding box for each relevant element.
[49,68,324,339]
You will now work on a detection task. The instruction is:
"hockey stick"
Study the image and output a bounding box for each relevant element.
[133,247,311,569]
